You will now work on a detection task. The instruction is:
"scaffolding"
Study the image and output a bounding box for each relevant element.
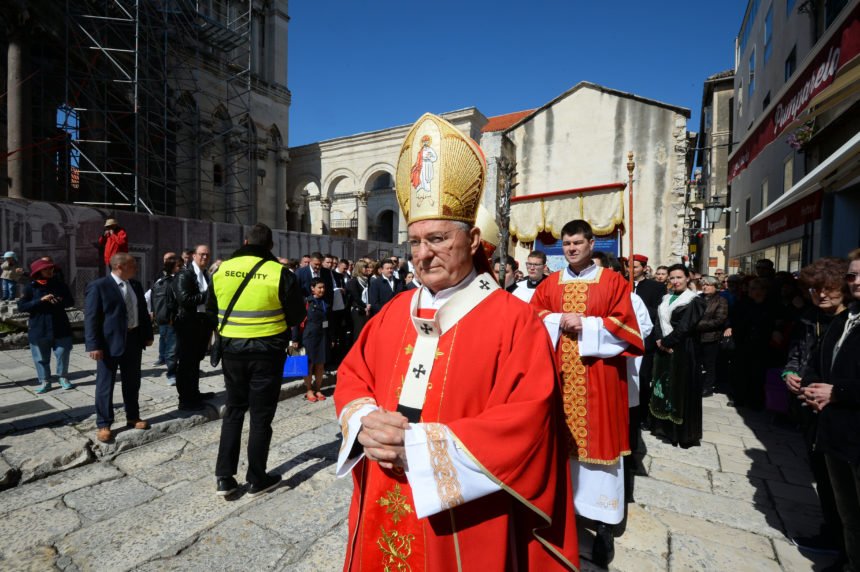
[56,0,254,223]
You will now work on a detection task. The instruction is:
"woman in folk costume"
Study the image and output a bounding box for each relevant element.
[333,114,579,571]
[649,263,706,448]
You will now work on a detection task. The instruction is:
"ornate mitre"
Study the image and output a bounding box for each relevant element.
[395,113,487,225]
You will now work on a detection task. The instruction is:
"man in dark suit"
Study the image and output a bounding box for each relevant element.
[85,253,154,443]
[368,259,403,315]
[173,244,216,411]
[295,252,334,305]
[630,254,665,419]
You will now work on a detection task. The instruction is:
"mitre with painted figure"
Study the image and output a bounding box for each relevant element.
[395,113,487,225]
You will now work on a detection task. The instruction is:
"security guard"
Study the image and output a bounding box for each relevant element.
[207,223,305,498]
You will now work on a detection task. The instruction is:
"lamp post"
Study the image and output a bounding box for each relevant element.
[704,196,726,228]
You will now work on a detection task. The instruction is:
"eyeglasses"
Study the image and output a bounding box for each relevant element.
[810,288,841,298]
[407,231,460,252]
[525,262,543,268]
[846,273,860,283]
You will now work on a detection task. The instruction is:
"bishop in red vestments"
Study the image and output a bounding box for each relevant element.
[334,113,579,572]
[530,219,642,567]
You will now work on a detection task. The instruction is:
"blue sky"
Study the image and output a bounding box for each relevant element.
[288,1,749,146]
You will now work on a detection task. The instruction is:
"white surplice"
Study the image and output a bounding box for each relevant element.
[540,264,630,524]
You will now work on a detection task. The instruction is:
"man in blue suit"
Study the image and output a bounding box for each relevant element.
[368,259,403,316]
[85,253,154,443]
[295,252,335,305]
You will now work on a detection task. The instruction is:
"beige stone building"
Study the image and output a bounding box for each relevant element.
[290,82,693,268]
[691,70,735,275]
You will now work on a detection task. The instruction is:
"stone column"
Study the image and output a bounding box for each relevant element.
[276,149,289,230]
[356,191,369,240]
[319,197,332,235]
[287,198,302,231]
[7,28,31,199]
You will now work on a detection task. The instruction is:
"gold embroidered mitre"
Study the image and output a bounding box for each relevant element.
[395,113,487,225]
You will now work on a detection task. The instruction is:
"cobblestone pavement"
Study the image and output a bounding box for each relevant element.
[0,339,841,570]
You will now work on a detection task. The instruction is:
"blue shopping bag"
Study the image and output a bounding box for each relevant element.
[283,350,309,378]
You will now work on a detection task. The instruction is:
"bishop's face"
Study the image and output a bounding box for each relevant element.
[408,220,480,293]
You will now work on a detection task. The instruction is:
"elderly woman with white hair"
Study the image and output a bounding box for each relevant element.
[696,275,729,397]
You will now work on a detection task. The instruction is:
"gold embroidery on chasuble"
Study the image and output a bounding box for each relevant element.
[377,482,413,524]
[425,423,465,509]
[340,397,377,453]
[374,481,417,571]
[561,282,590,460]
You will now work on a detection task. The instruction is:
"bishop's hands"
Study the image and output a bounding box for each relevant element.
[359,408,410,471]
[560,312,584,334]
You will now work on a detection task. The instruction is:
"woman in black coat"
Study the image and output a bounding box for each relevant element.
[650,264,705,448]
[782,257,848,556]
[696,275,729,397]
[18,259,75,393]
[802,253,860,570]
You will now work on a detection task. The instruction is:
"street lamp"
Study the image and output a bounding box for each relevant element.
[704,196,726,227]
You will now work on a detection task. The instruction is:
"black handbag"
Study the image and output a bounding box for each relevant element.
[210,258,268,367]
[719,334,736,352]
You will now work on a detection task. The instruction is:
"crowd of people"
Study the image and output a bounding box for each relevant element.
[5,113,860,571]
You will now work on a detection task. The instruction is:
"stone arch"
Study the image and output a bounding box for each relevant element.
[269,124,283,149]
[360,162,396,193]
[374,209,397,243]
[292,175,321,199]
[321,168,357,200]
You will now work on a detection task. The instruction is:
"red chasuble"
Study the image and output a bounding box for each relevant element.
[335,289,579,571]
[530,268,643,464]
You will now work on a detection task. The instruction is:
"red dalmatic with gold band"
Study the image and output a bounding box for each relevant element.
[530,267,644,464]
[335,290,580,571]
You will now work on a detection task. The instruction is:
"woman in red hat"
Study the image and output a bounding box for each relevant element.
[17,259,75,394]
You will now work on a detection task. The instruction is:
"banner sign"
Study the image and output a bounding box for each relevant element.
[536,232,619,272]
[749,190,822,243]
[728,5,860,182]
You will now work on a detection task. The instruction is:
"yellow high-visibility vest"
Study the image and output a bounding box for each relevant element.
[212,256,286,338]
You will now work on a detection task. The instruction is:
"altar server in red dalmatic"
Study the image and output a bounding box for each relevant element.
[531,218,643,568]
[334,113,579,571]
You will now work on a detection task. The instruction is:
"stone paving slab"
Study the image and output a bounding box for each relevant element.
[0,359,844,571]
[0,336,335,490]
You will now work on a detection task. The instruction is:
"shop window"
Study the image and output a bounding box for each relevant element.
[761,178,770,209]
[745,196,752,222]
[763,91,771,110]
[788,240,802,272]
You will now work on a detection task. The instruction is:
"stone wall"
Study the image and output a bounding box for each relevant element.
[0,198,403,308]
[506,82,692,266]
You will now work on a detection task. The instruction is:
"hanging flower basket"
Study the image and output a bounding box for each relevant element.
[786,119,816,152]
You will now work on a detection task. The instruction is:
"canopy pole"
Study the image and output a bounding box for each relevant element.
[627,151,635,287]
